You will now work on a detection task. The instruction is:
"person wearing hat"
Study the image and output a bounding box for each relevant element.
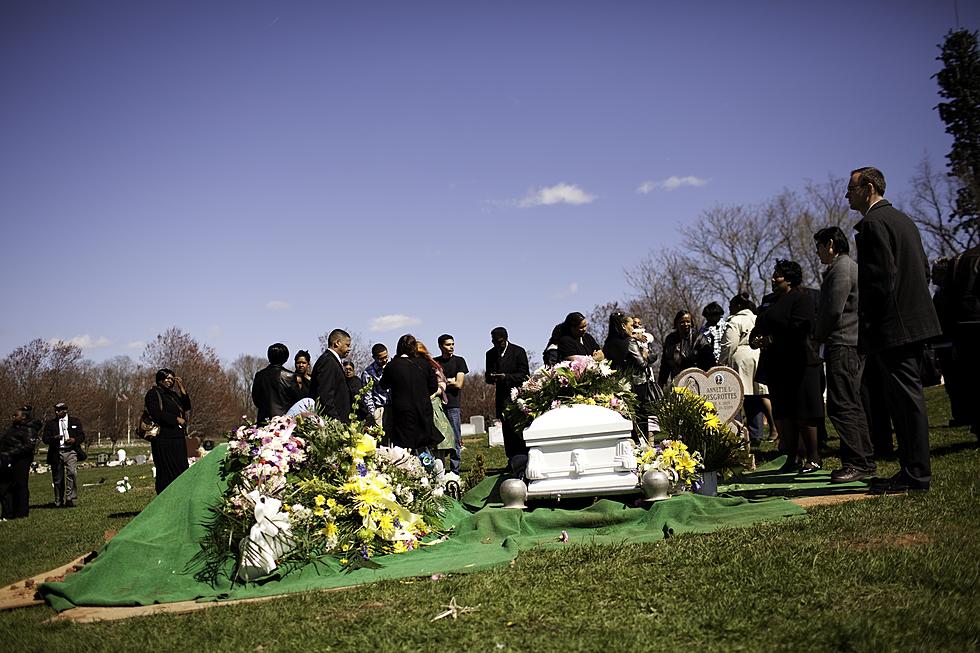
[41,402,86,507]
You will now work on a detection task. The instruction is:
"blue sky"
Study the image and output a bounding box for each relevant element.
[1,1,976,370]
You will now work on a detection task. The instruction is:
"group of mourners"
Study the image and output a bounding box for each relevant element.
[3,168,977,516]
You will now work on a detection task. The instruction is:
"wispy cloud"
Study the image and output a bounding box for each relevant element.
[554,282,579,299]
[636,175,708,194]
[50,335,111,350]
[518,183,596,208]
[265,300,291,311]
[369,314,422,333]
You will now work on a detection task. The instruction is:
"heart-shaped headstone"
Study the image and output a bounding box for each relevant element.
[672,365,744,424]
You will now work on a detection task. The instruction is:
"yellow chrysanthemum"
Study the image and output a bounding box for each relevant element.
[323,522,337,538]
[326,498,337,508]
[314,494,326,507]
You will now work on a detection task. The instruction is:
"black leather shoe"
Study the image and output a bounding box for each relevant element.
[869,473,929,493]
[830,467,872,484]
[63,501,76,508]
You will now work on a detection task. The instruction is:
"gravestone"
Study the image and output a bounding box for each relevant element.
[488,423,504,447]
[522,404,639,499]
[461,423,476,437]
[673,366,744,423]
[469,415,486,434]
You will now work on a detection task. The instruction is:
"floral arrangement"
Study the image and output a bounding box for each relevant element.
[115,476,132,493]
[506,356,636,431]
[195,410,459,583]
[650,386,751,475]
[635,439,703,489]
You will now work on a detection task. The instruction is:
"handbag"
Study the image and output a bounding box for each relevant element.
[137,389,165,441]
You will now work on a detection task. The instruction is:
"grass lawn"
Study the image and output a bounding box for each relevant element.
[1,387,978,652]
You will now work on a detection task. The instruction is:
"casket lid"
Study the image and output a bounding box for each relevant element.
[523,404,632,441]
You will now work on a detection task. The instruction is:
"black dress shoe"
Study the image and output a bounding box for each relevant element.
[63,501,76,508]
[869,473,929,493]
[830,467,872,484]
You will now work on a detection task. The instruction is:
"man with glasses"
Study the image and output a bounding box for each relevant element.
[41,402,85,507]
[848,166,942,492]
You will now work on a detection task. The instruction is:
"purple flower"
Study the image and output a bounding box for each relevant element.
[360,545,370,559]
[357,463,368,477]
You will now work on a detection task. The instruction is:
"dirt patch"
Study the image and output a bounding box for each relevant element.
[841,531,934,550]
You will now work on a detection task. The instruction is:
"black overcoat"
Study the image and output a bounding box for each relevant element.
[854,201,942,354]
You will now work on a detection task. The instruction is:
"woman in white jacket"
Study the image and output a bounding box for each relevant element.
[720,292,778,445]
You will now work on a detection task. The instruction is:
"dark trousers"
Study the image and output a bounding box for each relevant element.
[743,395,765,442]
[868,343,932,485]
[0,456,31,518]
[861,362,894,458]
[951,324,980,434]
[825,345,875,471]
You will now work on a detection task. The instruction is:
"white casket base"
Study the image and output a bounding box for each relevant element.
[522,404,639,499]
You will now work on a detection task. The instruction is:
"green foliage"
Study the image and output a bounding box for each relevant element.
[935,28,980,232]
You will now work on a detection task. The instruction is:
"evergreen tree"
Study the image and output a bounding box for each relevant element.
[934,29,980,234]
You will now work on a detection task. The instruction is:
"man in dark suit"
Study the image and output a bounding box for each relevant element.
[485,326,530,473]
[849,166,942,492]
[42,402,85,507]
[309,329,353,423]
[252,342,301,424]
[941,244,980,441]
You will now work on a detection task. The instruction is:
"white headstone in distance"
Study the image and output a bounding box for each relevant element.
[461,423,476,437]
[488,424,504,447]
[470,415,486,434]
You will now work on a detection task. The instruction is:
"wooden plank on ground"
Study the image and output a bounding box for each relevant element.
[790,493,876,508]
[50,585,356,623]
[0,553,94,611]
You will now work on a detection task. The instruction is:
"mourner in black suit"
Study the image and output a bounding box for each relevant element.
[252,342,301,423]
[146,369,193,494]
[309,329,353,423]
[42,402,85,507]
[485,327,530,468]
[849,167,942,492]
[380,334,440,451]
[0,407,37,518]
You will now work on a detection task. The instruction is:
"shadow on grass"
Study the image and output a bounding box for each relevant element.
[108,511,142,519]
[930,440,979,457]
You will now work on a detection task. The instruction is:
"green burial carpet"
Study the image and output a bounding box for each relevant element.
[719,456,873,498]
[40,447,806,612]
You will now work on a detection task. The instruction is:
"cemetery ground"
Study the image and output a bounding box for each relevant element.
[1,387,977,653]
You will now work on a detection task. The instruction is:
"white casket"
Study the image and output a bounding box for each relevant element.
[522,404,639,499]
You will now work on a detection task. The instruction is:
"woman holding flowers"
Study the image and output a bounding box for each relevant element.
[750,260,823,473]
[379,335,440,452]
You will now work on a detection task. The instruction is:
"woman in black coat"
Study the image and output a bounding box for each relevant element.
[555,312,604,361]
[146,368,192,494]
[0,407,36,519]
[657,310,697,387]
[379,335,440,452]
[750,259,824,473]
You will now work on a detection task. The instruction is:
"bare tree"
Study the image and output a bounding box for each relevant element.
[904,156,979,258]
[226,354,264,422]
[141,327,240,438]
